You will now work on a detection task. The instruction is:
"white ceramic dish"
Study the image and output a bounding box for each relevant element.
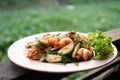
[8,32,118,73]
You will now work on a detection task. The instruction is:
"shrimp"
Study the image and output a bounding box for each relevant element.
[38,33,61,48]
[38,33,73,48]
[38,34,53,46]
[76,48,92,61]
[59,37,73,48]
[52,36,60,48]
[61,32,86,42]
[26,46,41,58]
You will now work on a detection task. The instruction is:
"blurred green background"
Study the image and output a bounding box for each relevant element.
[0,0,120,79]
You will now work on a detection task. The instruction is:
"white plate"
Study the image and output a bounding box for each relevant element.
[8,32,118,73]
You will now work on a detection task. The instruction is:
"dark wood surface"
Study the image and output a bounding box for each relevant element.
[0,60,71,80]
[0,28,120,80]
[0,60,30,80]
[104,28,120,42]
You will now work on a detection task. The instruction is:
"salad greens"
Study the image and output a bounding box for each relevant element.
[88,30,114,60]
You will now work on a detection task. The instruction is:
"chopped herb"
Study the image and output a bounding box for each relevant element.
[46,47,58,54]
[61,55,72,64]
[76,37,80,42]
[81,38,88,48]
[28,41,47,48]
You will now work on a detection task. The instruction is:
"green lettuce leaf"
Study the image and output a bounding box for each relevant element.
[88,30,114,60]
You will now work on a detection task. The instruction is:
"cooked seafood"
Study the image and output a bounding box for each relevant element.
[25,31,114,64]
[26,31,93,63]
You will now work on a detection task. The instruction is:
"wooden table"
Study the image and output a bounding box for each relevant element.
[0,28,120,80]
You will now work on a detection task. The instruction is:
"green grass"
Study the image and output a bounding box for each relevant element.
[0,1,120,61]
[0,0,118,8]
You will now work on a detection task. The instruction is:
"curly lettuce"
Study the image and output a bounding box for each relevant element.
[88,30,114,60]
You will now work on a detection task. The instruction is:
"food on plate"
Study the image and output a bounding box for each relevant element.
[45,54,62,62]
[88,30,114,60]
[25,31,114,64]
[58,42,74,55]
